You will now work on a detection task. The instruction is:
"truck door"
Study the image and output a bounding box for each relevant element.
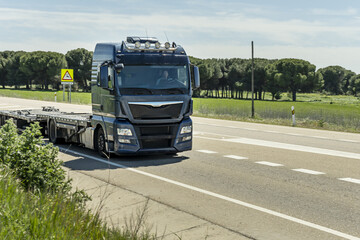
[97,64,116,117]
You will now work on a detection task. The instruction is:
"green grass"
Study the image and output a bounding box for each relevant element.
[1,88,359,132]
[0,89,91,105]
[0,166,156,240]
[193,97,360,132]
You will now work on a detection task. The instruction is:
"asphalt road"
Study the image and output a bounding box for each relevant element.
[1,96,360,240]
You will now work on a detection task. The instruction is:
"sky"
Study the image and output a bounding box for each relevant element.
[1,0,360,73]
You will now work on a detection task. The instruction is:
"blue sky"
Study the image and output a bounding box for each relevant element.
[1,0,360,73]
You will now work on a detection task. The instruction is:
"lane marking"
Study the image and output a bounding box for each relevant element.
[59,147,360,240]
[224,155,248,160]
[243,128,256,131]
[256,161,284,167]
[292,169,325,175]
[264,130,280,134]
[196,123,359,143]
[313,136,328,139]
[287,133,303,136]
[220,137,360,160]
[339,139,359,143]
[196,150,217,154]
[0,105,20,109]
[339,178,360,185]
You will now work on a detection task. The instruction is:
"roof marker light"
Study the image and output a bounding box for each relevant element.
[145,41,150,49]
[165,42,170,49]
[155,41,161,49]
[135,41,141,48]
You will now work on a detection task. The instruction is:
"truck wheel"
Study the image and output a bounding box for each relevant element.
[96,127,108,158]
[49,119,58,144]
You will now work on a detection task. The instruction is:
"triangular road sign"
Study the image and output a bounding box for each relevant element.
[62,71,72,80]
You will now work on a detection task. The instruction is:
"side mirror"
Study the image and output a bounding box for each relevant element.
[99,65,109,88]
[115,63,124,73]
[193,66,200,89]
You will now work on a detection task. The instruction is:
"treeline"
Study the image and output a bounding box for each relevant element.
[0,49,92,91]
[1,50,360,100]
[190,57,360,101]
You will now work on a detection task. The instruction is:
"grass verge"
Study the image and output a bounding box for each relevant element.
[193,97,360,133]
[0,88,91,105]
[0,120,157,239]
[1,89,359,133]
[0,166,155,240]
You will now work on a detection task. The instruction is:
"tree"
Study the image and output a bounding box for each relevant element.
[349,74,360,96]
[65,48,92,92]
[265,63,282,100]
[317,66,355,95]
[20,51,66,90]
[6,51,26,88]
[0,51,15,88]
[270,59,316,101]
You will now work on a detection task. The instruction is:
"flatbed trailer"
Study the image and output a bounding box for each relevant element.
[0,107,94,149]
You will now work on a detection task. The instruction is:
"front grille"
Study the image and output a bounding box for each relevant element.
[129,103,183,120]
[135,124,179,149]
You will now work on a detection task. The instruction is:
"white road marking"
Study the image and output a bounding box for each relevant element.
[59,147,360,240]
[339,178,360,185]
[243,127,256,131]
[292,169,325,175]
[313,136,328,139]
[339,139,359,143]
[224,155,248,160]
[264,130,280,134]
[287,133,303,136]
[0,105,20,109]
[196,150,217,154]
[196,124,358,143]
[221,137,360,160]
[256,161,284,167]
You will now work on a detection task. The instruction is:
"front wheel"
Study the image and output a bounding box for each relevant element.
[95,127,108,158]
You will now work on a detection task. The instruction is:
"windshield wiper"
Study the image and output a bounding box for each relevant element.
[120,88,154,95]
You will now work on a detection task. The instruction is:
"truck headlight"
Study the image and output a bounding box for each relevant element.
[117,128,133,136]
[180,125,192,134]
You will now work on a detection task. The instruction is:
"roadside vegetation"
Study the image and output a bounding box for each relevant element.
[0,89,359,133]
[194,95,360,133]
[0,120,156,239]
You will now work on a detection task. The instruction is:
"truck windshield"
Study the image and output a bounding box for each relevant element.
[117,65,189,95]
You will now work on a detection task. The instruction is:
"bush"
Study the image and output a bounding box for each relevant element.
[0,119,88,204]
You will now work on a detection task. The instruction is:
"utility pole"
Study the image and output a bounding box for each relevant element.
[251,41,255,118]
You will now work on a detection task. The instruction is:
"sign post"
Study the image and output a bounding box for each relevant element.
[291,106,296,126]
[61,69,74,103]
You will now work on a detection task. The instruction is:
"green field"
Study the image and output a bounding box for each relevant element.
[0,89,91,105]
[193,97,360,132]
[0,89,359,132]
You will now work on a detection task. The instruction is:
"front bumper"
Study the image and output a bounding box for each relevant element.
[113,118,192,155]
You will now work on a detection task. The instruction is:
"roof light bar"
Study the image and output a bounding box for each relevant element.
[124,37,178,52]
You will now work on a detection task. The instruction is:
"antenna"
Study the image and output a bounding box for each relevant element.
[145,29,148,39]
[164,32,169,42]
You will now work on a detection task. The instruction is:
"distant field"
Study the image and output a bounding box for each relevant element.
[0,89,91,105]
[0,89,359,132]
[193,96,360,132]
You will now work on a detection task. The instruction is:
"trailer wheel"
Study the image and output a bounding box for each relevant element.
[49,119,58,144]
[95,127,108,158]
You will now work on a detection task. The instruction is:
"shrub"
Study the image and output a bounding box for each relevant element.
[0,119,89,204]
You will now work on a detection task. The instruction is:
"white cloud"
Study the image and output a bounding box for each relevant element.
[1,7,360,73]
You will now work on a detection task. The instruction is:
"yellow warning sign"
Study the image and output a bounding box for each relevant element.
[61,69,74,84]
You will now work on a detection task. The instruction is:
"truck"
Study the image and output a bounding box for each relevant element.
[0,36,200,156]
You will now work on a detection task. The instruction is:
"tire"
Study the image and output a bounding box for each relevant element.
[49,119,58,144]
[95,127,108,158]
